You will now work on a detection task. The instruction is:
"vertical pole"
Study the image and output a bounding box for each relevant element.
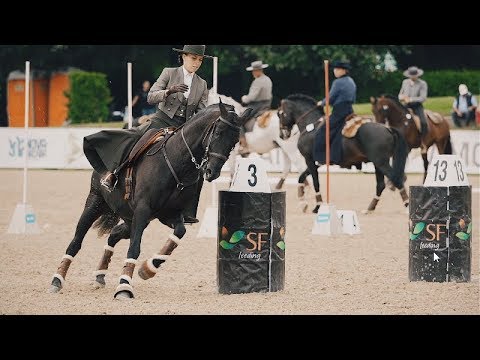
[23,61,30,206]
[213,57,218,94]
[324,60,330,204]
[127,62,133,129]
[211,180,217,207]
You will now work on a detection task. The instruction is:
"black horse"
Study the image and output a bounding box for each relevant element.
[279,94,409,214]
[50,101,252,299]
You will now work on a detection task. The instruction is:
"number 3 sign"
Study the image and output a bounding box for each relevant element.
[230,158,271,193]
[424,154,470,187]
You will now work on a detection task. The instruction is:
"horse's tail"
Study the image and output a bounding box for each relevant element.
[92,208,120,237]
[444,135,453,154]
[390,127,409,187]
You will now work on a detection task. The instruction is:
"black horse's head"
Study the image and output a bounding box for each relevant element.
[278,94,324,139]
[370,95,411,127]
[203,100,252,181]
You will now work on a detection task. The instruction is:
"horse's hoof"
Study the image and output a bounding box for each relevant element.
[93,274,106,289]
[114,283,135,300]
[49,285,61,293]
[299,201,308,213]
[312,206,320,214]
[114,291,134,300]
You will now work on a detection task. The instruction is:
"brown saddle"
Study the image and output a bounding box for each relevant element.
[257,110,273,128]
[409,109,444,133]
[123,126,176,200]
[342,114,372,138]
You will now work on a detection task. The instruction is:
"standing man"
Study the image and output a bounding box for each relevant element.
[452,83,477,128]
[314,60,356,165]
[398,66,428,138]
[239,60,273,150]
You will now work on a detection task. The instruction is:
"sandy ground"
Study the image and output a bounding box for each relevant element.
[0,169,478,315]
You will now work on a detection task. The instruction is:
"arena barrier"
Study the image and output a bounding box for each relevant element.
[217,158,286,294]
[409,154,471,282]
[0,128,479,174]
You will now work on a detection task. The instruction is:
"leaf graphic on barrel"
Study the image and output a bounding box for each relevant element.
[455,232,470,241]
[276,241,285,250]
[467,222,472,234]
[220,240,236,250]
[229,231,245,244]
[409,222,425,240]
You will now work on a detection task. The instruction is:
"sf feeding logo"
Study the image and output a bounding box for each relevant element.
[409,220,472,250]
[219,227,286,261]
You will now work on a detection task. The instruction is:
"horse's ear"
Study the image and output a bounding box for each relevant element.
[218,98,229,119]
[238,108,253,125]
[370,96,377,105]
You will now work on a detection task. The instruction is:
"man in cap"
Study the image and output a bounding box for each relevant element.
[314,60,356,165]
[238,60,273,151]
[398,66,428,137]
[85,45,212,224]
[452,84,477,128]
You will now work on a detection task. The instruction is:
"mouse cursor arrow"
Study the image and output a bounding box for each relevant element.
[433,253,440,262]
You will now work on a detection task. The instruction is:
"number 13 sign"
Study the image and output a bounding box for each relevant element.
[424,154,470,187]
[229,158,272,193]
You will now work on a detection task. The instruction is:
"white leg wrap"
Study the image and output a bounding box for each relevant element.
[104,245,115,252]
[93,269,108,277]
[153,254,170,261]
[53,273,65,287]
[169,234,180,245]
[146,258,161,273]
[62,254,74,261]
[124,258,137,265]
[115,283,134,295]
[119,275,132,284]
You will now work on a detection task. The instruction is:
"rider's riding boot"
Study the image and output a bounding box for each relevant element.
[100,172,117,192]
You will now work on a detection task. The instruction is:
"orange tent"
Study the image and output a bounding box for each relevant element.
[7,70,49,127]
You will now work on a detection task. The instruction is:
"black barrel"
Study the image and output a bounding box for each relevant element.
[217,190,286,294]
[409,186,472,282]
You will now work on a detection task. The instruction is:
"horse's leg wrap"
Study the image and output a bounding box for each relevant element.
[93,245,114,287]
[138,234,180,280]
[51,254,73,290]
[399,188,409,207]
[114,259,136,299]
[297,184,308,213]
[315,192,323,205]
[367,196,380,212]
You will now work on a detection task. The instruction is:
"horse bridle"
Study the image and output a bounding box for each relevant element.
[380,101,412,128]
[278,99,324,135]
[163,113,239,191]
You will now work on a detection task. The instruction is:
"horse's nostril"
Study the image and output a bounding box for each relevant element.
[206,168,212,177]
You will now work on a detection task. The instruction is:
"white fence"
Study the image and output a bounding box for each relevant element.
[0,128,479,174]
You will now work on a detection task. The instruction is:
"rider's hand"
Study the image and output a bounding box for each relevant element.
[166,84,189,96]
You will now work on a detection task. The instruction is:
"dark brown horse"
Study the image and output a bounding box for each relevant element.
[370,95,452,182]
[50,101,252,300]
[279,94,410,214]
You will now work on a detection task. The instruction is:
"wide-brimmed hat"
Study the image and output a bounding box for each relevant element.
[403,66,424,78]
[246,60,269,71]
[331,60,351,70]
[459,84,469,95]
[172,45,213,59]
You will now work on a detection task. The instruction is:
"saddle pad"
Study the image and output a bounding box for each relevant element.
[342,115,372,138]
[425,110,444,124]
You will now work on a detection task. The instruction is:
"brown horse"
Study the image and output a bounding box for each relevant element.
[370,95,452,182]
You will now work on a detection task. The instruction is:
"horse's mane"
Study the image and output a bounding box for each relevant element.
[187,102,235,123]
[286,93,318,107]
[380,94,409,112]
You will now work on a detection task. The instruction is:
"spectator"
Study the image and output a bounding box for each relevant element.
[452,84,477,128]
[132,80,156,116]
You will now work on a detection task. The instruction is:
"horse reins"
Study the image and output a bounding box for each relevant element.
[162,114,239,191]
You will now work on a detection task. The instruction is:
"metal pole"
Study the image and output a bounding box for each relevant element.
[23,61,30,206]
[127,62,133,129]
[324,60,330,204]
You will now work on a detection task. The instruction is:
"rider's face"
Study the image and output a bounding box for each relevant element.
[182,53,204,73]
[333,67,346,78]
